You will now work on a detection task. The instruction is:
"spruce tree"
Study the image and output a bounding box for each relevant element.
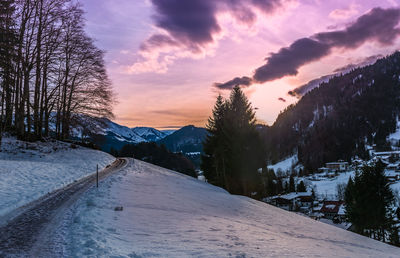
[297,181,306,192]
[289,175,295,192]
[345,161,396,241]
[201,86,265,196]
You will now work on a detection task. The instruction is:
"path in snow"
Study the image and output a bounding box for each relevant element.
[0,158,127,257]
[63,159,400,257]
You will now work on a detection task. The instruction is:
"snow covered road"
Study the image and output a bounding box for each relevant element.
[0,158,127,257]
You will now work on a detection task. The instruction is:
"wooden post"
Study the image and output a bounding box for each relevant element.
[96,164,99,188]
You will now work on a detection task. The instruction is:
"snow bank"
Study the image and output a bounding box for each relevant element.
[64,160,399,257]
[0,137,115,218]
[268,155,297,173]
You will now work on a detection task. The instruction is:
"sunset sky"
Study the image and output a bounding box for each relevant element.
[82,0,400,129]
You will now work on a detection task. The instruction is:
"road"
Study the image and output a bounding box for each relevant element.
[0,158,129,257]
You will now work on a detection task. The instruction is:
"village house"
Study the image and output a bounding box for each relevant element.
[325,161,349,172]
[385,170,400,182]
[373,150,400,160]
[267,192,313,212]
[320,201,344,220]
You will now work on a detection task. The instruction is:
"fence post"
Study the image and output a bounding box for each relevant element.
[96,164,99,188]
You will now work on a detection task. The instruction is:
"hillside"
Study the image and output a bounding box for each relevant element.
[61,159,399,257]
[264,51,400,170]
[0,137,115,220]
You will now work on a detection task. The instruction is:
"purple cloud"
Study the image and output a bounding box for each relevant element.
[213,76,253,89]
[216,7,400,89]
[142,0,283,54]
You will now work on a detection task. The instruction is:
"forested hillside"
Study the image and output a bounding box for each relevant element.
[264,51,400,171]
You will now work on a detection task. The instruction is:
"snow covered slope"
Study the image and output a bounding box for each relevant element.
[0,137,115,219]
[64,160,399,257]
[268,155,298,172]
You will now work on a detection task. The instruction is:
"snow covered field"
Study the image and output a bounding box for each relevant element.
[63,159,400,257]
[0,137,115,219]
[267,155,297,172]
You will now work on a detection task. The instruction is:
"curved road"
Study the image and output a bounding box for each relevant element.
[0,158,129,257]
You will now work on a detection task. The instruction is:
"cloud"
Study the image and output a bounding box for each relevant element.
[217,7,400,89]
[130,0,285,74]
[329,4,360,20]
[253,38,331,82]
[213,76,253,89]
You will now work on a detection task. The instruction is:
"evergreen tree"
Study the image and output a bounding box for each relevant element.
[201,86,265,196]
[345,161,396,242]
[201,95,227,188]
[297,181,306,192]
[289,175,295,192]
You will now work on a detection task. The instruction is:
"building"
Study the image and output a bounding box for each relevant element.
[373,151,400,159]
[320,201,344,220]
[268,192,313,211]
[385,170,400,182]
[325,161,349,172]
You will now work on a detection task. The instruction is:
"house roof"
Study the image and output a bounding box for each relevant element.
[326,162,349,165]
[320,201,344,214]
[270,192,312,201]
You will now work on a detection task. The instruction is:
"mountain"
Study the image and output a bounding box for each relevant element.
[68,116,166,152]
[157,125,207,153]
[263,51,400,171]
[67,115,205,155]
[131,127,168,142]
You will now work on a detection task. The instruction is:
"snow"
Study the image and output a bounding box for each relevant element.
[268,155,297,173]
[307,171,354,199]
[0,137,115,219]
[131,127,167,141]
[388,117,400,143]
[62,160,400,257]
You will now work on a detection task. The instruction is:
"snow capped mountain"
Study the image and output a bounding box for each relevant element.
[131,127,167,142]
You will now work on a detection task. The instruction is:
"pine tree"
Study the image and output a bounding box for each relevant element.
[345,162,395,241]
[297,180,306,192]
[201,95,227,188]
[289,175,295,192]
[201,86,265,196]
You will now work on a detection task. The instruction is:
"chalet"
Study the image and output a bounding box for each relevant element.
[373,151,400,159]
[320,201,344,220]
[268,192,313,211]
[385,170,400,182]
[325,161,349,172]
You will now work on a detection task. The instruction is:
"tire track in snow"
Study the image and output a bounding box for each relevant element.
[0,158,129,257]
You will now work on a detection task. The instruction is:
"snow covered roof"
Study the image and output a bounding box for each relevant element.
[338,204,346,216]
[271,192,312,201]
[320,201,344,214]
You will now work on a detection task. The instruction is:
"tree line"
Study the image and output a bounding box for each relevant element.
[201,86,265,197]
[0,0,114,143]
[115,142,197,178]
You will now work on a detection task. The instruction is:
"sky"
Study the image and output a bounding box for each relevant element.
[81,0,400,129]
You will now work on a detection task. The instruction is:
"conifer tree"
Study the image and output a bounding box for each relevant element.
[345,161,396,242]
[297,181,306,192]
[201,86,265,196]
[289,175,295,192]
